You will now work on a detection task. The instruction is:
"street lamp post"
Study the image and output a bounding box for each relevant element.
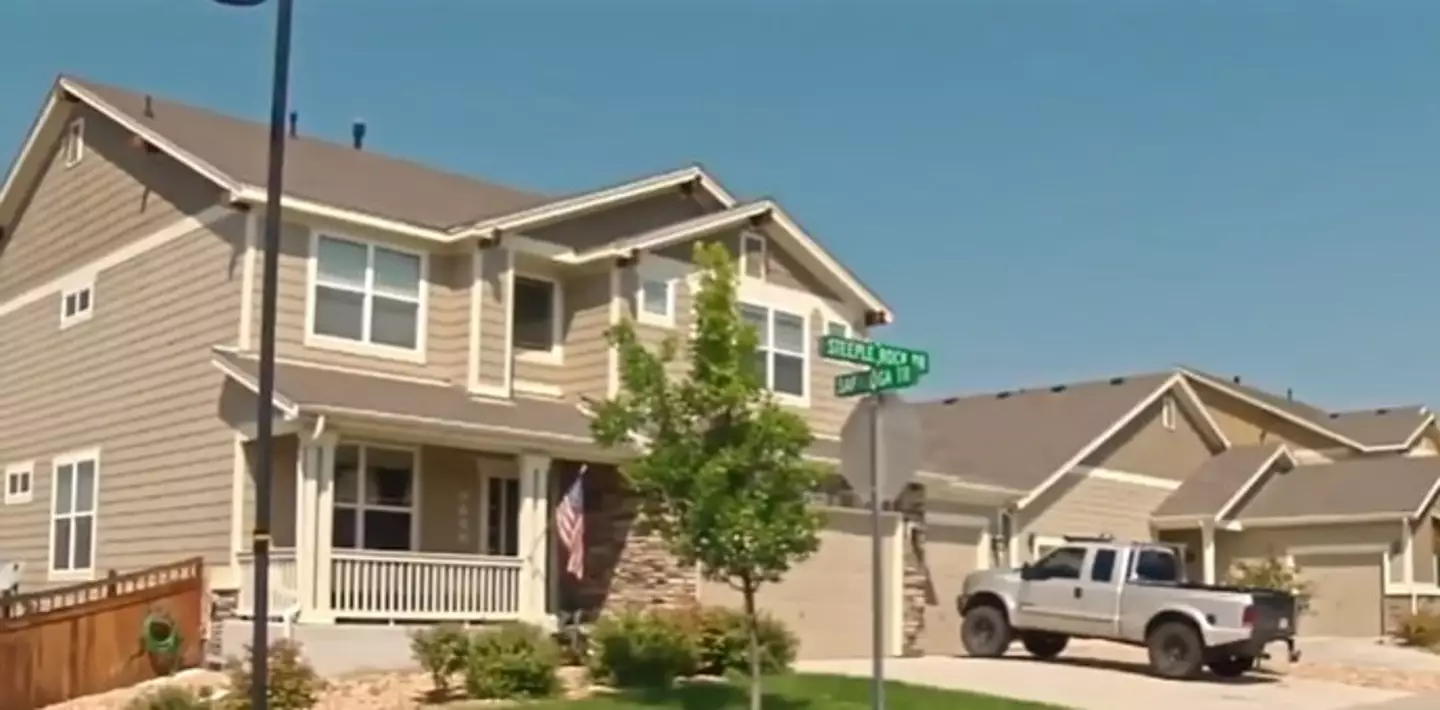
[213,1,294,708]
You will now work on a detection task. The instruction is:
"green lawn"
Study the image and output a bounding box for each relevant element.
[522,673,1066,709]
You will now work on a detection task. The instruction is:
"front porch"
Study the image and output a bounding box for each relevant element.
[227,431,602,627]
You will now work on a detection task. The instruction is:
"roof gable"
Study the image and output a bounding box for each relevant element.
[917,372,1185,495]
[1180,367,1429,451]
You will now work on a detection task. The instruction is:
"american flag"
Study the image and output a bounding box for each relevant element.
[556,465,587,578]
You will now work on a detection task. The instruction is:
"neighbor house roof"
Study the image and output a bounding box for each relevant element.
[1151,444,1292,522]
[1180,367,1430,451]
[1228,455,1440,523]
[914,372,1186,496]
[210,347,595,443]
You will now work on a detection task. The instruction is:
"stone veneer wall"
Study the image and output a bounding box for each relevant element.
[558,462,696,615]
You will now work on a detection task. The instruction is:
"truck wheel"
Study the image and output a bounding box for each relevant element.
[1146,621,1204,680]
[1207,655,1256,678]
[1020,632,1068,660]
[961,604,1012,658]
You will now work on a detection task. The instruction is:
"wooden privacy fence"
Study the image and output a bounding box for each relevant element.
[0,557,205,710]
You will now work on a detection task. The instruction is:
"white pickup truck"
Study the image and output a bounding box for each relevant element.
[957,535,1301,680]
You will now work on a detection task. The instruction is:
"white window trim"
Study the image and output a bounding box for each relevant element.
[634,255,689,329]
[478,465,521,557]
[48,448,101,581]
[332,442,422,552]
[304,230,429,364]
[63,117,85,168]
[1161,396,1177,431]
[823,319,851,339]
[512,271,565,365]
[740,231,768,281]
[743,300,811,408]
[4,461,34,505]
[59,283,94,329]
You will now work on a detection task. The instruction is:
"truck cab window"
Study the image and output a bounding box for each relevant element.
[1090,548,1117,582]
[1032,546,1086,580]
[1133,548,1180,582]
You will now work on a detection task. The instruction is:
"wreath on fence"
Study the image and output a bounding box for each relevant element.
[140,608,184,672]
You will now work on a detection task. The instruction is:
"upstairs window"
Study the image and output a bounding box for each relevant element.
[741,233,767,280]
[60,284,94,328]
[741,302,807,400]
[4,463,33,505]
[310,234,424,353]
[513,274,562,360]
[635,261,679,328]
[63,118,85,167]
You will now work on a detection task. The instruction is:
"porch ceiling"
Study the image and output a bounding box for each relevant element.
[210,347,595,444]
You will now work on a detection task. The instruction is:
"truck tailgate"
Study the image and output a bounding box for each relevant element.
[1248,588,1297,635]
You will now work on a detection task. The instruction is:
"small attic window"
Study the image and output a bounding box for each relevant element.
[1162,397,1177,431]
[63,118,85,167]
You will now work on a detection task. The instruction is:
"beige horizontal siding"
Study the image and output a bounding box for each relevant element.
[0,212,245,589]
[0,103,224,304]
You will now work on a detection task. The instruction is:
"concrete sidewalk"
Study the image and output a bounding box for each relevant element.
[798,656,1410,710]
[1343,693,1440,710]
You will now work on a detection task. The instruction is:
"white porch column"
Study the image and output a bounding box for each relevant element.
[308,434,338,623]
[1201,522,1217,585]
[517,453,553,625]
[294,441,317,619]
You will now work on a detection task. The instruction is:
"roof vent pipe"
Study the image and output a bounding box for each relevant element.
[287,111,298,138]
[352,119,367,150]
[143,95,154,118]
[1232,375,1242,384]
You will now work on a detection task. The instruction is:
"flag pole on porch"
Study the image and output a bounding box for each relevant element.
[557,464,587,582]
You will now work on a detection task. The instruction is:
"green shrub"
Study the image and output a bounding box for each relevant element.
[408,623,471,692]
[671,605,797,676]
[1224,555,1314,614]
[1392,610,1440,648]
[124,685,213,710]
[219,638,326,710]
[588,606,697,689]
[463,622,561,699]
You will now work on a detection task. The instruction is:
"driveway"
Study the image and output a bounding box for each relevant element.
[799,646,1412,710]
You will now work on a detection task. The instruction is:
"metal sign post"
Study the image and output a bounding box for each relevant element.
[827,336,929,710]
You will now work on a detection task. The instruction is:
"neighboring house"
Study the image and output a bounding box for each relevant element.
[0,75,908,657]
[910,367,1440,645]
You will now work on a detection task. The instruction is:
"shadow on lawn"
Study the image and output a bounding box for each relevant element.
[614,683,813,710]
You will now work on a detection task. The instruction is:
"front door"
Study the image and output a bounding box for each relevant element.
[1014,545,1090,635]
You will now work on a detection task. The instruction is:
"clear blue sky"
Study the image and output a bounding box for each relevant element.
[4,1,1439,409]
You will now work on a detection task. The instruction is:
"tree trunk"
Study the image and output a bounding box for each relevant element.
[742,580,762,710]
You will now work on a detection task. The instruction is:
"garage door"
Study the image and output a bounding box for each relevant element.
[698,509,899,659]
[917,522,983,656]
[1294,552,1383,637]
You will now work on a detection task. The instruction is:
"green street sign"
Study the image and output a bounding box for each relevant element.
[834,364,923,398]
[820,336,931,374]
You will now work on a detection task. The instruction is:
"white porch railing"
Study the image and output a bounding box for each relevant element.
[330,549,523,621]
[235,549,300,620]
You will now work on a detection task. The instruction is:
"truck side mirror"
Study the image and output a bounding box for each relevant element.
[1020,563,1041,581]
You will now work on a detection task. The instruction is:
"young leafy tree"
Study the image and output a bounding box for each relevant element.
[590,241,826,708]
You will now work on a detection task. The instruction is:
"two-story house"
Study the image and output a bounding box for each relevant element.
[0,76,907,657]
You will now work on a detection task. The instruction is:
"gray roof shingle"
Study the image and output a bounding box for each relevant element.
[914,372,1174,492]
[70,77,552,230]
[1230,455,1440,521]
[1182,367,1428,449]
[1152,444,1287,519]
